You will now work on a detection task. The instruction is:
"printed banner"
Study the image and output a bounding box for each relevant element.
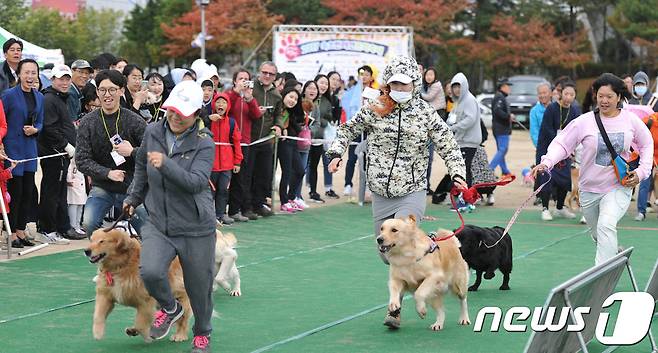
[273,28,412,84]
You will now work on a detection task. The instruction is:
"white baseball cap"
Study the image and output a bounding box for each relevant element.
[52,64,72,78]
[162,80,204,118]
[386,73,413,84]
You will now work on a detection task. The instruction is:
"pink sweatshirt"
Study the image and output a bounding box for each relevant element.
[541,110,654,194]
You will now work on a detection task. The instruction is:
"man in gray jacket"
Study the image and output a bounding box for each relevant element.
[123,80,216,353]
[447,72,482,187]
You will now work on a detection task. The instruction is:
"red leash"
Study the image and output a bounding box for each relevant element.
[433,175,517,242]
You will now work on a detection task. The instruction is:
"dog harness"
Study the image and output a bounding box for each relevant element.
[416,237,439,262]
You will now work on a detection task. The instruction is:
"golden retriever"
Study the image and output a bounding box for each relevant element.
[213,230,241,296]
[85,228,192,342]
[566,166,580,211]
[377,215,471,331]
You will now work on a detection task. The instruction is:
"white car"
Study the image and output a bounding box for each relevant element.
[476,93,494,128]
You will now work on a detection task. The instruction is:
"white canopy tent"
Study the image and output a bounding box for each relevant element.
[0,26,65,67]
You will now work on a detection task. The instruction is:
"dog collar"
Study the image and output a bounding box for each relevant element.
[105,271,114,286]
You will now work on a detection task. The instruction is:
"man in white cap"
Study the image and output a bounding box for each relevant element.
[123,80,216,353]
[37,64,84,243]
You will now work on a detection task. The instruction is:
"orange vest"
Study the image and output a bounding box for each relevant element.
[642,113,658,166]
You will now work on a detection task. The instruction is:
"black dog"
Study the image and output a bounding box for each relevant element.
[455,225,512,291]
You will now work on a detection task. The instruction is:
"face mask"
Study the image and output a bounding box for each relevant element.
[389,90,412,104]
[635,86,647,97]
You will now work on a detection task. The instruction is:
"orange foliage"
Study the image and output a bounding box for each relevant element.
[322,0,469,46]
[451,16,591,70]
[162,0,282,57]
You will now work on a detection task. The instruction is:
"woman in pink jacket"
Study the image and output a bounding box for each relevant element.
[533,73,653,265]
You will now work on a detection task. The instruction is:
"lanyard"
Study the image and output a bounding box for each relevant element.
[100,108,121,141]
[559,104,570,129]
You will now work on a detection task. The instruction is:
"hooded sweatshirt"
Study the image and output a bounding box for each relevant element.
[210,93,243,172]
[326,55,465,198]
[448,73,481,148]
[630,71,658,111]
[39,86,76,156]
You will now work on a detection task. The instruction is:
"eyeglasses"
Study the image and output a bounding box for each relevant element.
[260,71,276,77]
[97,87,119,95]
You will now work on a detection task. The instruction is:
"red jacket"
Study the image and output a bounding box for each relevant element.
[0,166,11,213]
[224,89,261,144]
[211,93,243,172]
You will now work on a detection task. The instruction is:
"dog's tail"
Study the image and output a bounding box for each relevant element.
[435,229,461,250]
[221,232,238,247]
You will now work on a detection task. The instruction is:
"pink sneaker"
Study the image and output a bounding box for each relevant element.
[290,200,304,211]
[280,202,297,213]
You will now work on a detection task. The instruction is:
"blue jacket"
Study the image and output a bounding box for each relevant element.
[529,102,547,147]
[1,85,44,176]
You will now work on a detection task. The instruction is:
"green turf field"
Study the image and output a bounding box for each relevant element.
[0,203,656,353]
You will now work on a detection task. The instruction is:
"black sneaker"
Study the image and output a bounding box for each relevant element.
[254,205,273,217]
[11,239,23,248]
[18,236,35,246]
[149,301,184,340]
[63,229,87,240]
[191,335,211,353]
[242,210,259,220]
[309,192,325,203]
[325,190,339,199]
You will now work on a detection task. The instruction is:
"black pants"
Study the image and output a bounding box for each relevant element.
[210,171,231,218]
[7,171,35,232]
[460,147,477,186]
[228,146,251,215]
[249,142,273,209]
[344,135,362,187]
[278,139,304,204]
[38,157,71,233]
[542,188,568,210]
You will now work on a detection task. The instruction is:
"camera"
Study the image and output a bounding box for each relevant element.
[111,135,123,145]
[245,80,254,89]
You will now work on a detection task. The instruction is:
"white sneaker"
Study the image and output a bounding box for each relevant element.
[541,209,553,221]
[554,208,576,219]
[579,216,587,224]
[486,194,495,206]
[343,185,352,196]
[38,232,70,245]
[634,213,646,221]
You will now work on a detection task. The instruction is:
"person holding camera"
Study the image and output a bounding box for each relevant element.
[225,68,262,221]
[251,61,283,216]
[75,70,146,235]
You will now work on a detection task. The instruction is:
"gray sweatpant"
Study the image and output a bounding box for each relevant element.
[372,191,427,264]
[139,221,216,336]
[580,187,632,265]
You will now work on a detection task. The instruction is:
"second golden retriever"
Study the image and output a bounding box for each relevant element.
[377,215,471,331]
[85,228,192,342]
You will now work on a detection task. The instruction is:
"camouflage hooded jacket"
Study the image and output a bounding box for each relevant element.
[326,56,466,198]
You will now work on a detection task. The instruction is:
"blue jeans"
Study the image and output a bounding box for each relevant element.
[489,134,511,175]
[296,150,309,198]
[83,186,143,235]
[637,171,653,214]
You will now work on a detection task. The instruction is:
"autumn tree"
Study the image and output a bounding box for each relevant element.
[161,0,282,61]
[322,0,469,63]
[451,16,590,76]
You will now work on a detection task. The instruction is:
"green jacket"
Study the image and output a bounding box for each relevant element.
[251,79,283,143]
